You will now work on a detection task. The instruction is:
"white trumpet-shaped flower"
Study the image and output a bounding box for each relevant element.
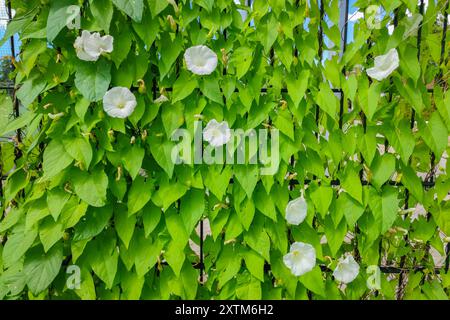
[366,48,399,81]
[184,45,218,75]
[285,196,307,225]
[203,119,231,147]
[283,242,316,277]
[102,87,137,119]
[74,30,114,62]
[333,254,360,284]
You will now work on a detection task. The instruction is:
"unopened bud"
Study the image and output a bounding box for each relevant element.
[48,112,65,120]
[130,136,136,144]
[221,48,228,66]
[137,79,146,94]
[167,15,177,32]
[116,166,123,181]
[141,129,148,141]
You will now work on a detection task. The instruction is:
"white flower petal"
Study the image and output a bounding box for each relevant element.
[74,30,114,62]
[283,242,316,277]
[184,45,218,75]
[333,254,360,284]
[100,35,114,53]
[203,119,231,147]
[103,87,137,119]
[366,48,399,81]
[285,196,307,225]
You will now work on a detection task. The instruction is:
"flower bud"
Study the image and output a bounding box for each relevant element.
[167,15,177,32]
[137,79,146,94]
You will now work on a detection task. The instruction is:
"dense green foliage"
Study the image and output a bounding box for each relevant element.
[0,0,450,300]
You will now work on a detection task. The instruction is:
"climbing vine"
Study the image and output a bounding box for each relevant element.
[0,0,450,300]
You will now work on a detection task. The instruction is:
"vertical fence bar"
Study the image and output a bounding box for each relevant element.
[7,1,21,162]
[338,0,349,130]
[397,0,425,300]
[439,0,450,273]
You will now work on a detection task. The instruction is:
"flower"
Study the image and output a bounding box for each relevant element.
[283,242,316,276]
[285,196,307,225]
[366,48,399,81]
[184,45,218,75]
[102,87,137,118]
[203,119,231,147]
[74,30,114,62]
[333,254,360,284]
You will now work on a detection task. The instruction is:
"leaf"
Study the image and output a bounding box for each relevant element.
[242,249,265,282]
[89,0,114,32]
[142,203,162,237]
[164,240,186,277]
[24,244,63,296]
[0,111,38,137]
[324,215,347,256]
[158,34,183,79]
[2,225,38,268]
[0,93,13,130]
[115,206,136,249]
[316,82,338,120]
[258,14,278,52]
[180,263,198,299]
[161,102,185,138]
[230,47,253,79]
[4,169,28,203]
[299,266,325,297]
[87,232,119,289]
[122,145,145,180]
[383,119,415,164]
[310,186,333,218]
[132,10,159,46]
[39,219,64,252]
[149,138,175,178]
[172,72,198,103]
[47,0,77,42]
[110,24,133,68]
[71,168,109,207]
[234,165,259,198]
[400,45,420,83]
[180,189,205,235]
[112,0,144,22]
[236,273,262,300]
[43,140,73,180]
[73,206,113,241]
[148,0,169,16]
[127,176,153,215]
[196,0,214,12]
[121,271,145,300]
[254,184,277,221]
[340,164,363,204]
[16,76,46,107]
[401,165,423,202]
[368,186,399,234]
[336,193,365,227]
[200,77,223,104]
[63,136,93,169]
[286,70,309,108]
[204,165,233,200]
[165,208,189,247]
[419,112,448,159]
[370,154,396,190]
[75,60,112,102]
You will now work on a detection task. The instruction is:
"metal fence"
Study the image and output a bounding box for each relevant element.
[0,0,449,299]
